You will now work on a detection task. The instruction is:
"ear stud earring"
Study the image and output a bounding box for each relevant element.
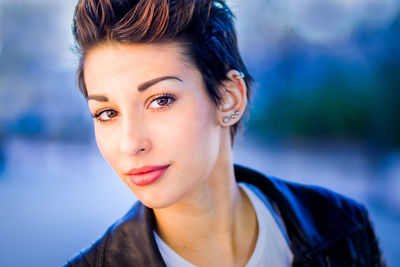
[223,111,240,124]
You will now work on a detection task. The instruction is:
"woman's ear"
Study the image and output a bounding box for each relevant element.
[219,70,247,126]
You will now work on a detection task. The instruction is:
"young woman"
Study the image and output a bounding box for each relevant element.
[66,0,385,266]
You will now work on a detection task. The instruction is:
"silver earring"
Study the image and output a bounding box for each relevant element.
[232,111,240,117]
[234,72,245,79]
[223,111,240,124]
[223,116,230,123]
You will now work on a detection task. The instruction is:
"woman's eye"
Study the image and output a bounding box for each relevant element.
[93,109,118,122]
[148,94,176,109]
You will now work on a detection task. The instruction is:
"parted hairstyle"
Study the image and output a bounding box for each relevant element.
[72,0,253,146]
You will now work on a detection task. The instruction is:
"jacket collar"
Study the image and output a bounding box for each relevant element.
[101,201,165,266]
[101,164,363,266]
[233,164,364,264]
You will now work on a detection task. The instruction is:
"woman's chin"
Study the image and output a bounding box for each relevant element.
[129,185,184,210]
[137,194,181,210]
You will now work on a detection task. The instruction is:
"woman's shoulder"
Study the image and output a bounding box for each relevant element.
[234,163,386,265]
[64,201,164,267]
[64,237,102,267]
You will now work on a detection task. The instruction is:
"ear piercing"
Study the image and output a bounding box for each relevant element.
[223,111,240,124]
[234,72,245,79]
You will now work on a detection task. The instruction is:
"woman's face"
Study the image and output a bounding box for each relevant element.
[84,42,225,209]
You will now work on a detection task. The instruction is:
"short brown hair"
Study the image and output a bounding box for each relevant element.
[72,0,253,146]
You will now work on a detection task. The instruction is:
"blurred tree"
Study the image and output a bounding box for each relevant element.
[245,11,400,150]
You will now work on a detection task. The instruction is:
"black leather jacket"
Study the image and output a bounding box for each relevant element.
[66,164,386,266]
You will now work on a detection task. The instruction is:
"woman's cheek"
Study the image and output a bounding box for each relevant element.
[94,125,120,167]
[168,102,215,156]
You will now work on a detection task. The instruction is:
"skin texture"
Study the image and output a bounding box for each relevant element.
[84,42,256,266]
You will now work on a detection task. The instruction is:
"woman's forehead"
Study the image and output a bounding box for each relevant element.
[84,42,195,88]
[85,42,192,69]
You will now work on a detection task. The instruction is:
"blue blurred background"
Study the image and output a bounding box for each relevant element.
[0,0,399,266]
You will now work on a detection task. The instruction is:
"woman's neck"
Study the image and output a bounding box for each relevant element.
[153,162,258,266]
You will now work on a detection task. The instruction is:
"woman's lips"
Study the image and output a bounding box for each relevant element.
[127,165,170,186]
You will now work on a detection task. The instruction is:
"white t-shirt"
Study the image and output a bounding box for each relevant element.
[154,182,293,266]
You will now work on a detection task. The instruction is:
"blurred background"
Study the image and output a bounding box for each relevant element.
[0,0,399,266]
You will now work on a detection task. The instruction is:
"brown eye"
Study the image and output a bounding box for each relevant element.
[148,93,176,110]
[157,97,169,106]
[94,109,118,122]
[101,110,117,119]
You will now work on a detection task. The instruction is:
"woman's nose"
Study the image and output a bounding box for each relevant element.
[119,118,151,156]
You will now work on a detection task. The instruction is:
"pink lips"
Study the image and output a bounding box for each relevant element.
[126,165,170,186]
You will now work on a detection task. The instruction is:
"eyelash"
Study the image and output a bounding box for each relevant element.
[91,93,177,124]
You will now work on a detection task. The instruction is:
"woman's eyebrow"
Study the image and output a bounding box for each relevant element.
[87,76,182,102]
[137,76,182,92]
[87,95,108,102]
